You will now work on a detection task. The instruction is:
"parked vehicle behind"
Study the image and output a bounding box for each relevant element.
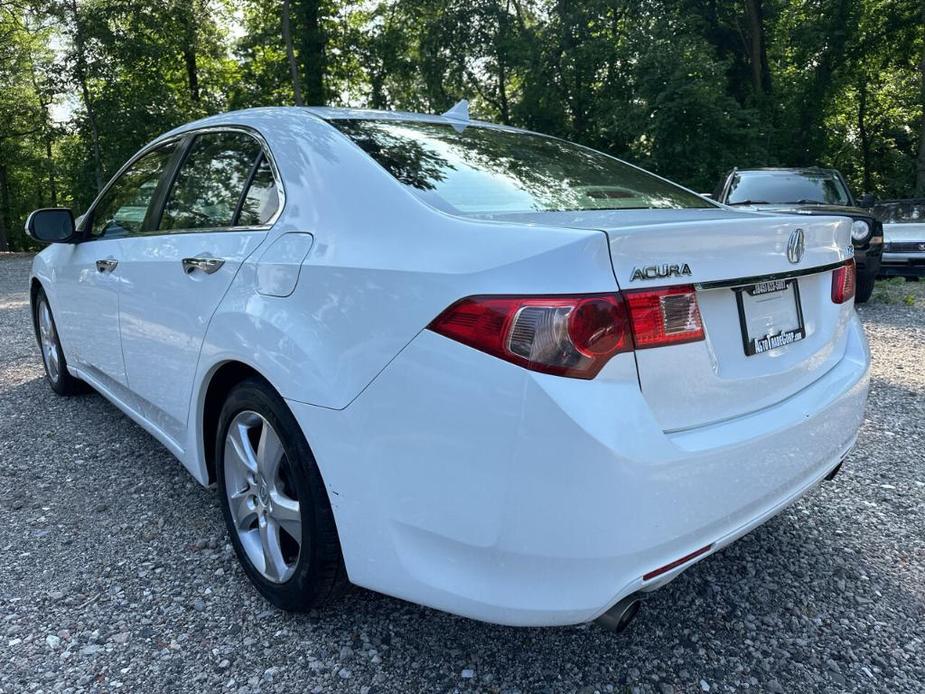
[27,105,869,629]
[873,198,925,279]
[713,167,883,302]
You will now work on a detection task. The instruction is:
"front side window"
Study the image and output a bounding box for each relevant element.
[331,119,713,215]
[89,143,177,238]
[725,171,851,206]
[160,132,265,231]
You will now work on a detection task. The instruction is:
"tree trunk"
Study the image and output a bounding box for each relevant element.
[496,57,510,124]
[555,0,585,137]
[184,47,200,103]
[858,81,872,193]
[793,0,852,164]
[67,0,103,191]
[743,0,771,96]
[0,164,10,252]
[281,0,304,106]
[45,136,57,206]
[493,1,511,124]
[296,0,325,106]
[30,63,57,205]
[917,5,925,195]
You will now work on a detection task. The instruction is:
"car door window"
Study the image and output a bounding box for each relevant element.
[159,132,264,231]
[89,143,177,238]
[236,156,280,226]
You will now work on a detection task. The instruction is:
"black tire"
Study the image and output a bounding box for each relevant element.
[215,377,347,611]
[855,273,875,303]
[33,288,84,396]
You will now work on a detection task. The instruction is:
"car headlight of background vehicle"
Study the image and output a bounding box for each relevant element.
[850,219,871,243]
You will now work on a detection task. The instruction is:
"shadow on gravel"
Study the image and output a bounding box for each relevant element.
[868,374,925,406]
[244,454,924,689]
[5,327,923,690]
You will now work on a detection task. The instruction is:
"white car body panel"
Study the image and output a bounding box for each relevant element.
[49,239,126,387]
[29,107,870,626]
[115,230,267,444]
[288,317,867,625]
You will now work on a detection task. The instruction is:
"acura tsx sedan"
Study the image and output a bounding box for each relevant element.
[27,104,870,629]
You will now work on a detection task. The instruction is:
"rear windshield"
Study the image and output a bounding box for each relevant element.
[331,119,713,215]
[725,171,851,206]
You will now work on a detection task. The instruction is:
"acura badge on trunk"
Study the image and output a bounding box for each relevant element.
[630,263,692,282]
[787,228,805,264]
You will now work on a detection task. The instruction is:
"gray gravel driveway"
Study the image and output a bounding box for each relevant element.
[1,253,924,693]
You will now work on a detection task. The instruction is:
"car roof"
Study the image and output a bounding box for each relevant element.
[156,105,541,147]
[304,105,477,123]
[302,105,541,136]
[734,167,840,175]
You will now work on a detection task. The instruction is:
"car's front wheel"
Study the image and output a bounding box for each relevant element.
[215,377,347,610]
[34,289,83,395]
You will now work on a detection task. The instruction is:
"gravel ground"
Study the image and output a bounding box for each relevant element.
[1,252,924,694]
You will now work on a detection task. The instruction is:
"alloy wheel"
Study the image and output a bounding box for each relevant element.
[38,300,61,383]
[223,410,302,583]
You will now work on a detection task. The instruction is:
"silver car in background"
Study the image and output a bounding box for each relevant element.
[875,199,925,279]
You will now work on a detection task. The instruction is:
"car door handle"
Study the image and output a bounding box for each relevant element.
[95,258,118,273]
[182,257,225,275]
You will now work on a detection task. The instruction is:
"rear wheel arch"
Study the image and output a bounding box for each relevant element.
[201,361,271,485]
[213,375,348,609]
[29,278,44,336]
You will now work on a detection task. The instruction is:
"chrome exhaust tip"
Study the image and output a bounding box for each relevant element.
[595,594,642,633]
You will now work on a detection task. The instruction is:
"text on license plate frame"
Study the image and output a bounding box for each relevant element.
[734,278,806,356]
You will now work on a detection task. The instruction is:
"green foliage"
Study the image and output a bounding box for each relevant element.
[1,0,924,250]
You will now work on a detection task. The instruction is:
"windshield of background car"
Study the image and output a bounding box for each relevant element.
[331,119,714,214]
[725,171,851,206]
[873,200,925,224]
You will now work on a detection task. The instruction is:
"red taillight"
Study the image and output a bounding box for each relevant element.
[623,285,705,349]
[831,259,856,304]
[427,294,633,379]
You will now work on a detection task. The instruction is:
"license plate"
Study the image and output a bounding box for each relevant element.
[734,279,805,356]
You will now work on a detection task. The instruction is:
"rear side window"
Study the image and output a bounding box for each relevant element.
[89,143,177,238]
[331,119,713,214]
[160,132,276,231]
[236,156,280,226]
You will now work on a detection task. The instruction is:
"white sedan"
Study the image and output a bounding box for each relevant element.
[27,104,870,630]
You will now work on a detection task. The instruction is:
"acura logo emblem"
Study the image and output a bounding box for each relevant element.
[787,228,805,264]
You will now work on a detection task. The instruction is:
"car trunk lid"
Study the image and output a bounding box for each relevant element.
[482,208,856,430]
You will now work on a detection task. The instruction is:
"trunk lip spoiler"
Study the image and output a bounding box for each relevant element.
[695,260,845,290]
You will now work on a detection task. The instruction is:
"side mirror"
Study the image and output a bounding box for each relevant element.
[858,193,875,208]
[25,208,78,243]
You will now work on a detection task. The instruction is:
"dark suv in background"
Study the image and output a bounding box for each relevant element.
[713,167,883,302]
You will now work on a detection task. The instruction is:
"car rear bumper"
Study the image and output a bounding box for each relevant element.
[289,315,870,626]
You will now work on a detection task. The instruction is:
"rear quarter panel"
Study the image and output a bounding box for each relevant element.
[186,110,618,481]
[196,110,619,409]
